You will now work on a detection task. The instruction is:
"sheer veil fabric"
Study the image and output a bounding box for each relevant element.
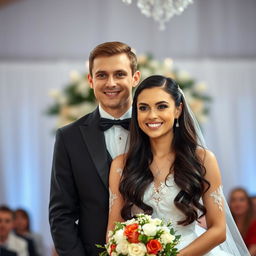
[180,88,250,255]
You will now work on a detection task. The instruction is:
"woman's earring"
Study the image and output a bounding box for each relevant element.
[175,119,179,127]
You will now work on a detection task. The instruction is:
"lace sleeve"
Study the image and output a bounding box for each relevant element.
[209,185,224,211]
[107,158,125,239]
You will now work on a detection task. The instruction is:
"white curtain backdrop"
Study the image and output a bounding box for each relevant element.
[0,59,256,253]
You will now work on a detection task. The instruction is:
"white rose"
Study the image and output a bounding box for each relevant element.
[125,219,137,225]
[195,82,207,92]
[177,70,191,81]
[114,229,126,243]
[48,89,61,99]
[160,233,175,244]
[111,252,118,256]
[142,223,157,236]
[116,240,129,254]
[150,218,162,226]
[159,227,170,233]
[128,243,147,256]
[69,70,81,83]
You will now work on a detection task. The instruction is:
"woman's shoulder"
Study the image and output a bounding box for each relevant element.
[196,147,221,182]
[196,147,216,164]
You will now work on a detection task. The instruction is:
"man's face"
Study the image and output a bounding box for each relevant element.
[0,211,13,240]
[88,53,140,117]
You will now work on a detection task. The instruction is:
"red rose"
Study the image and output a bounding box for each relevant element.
[124,223,140,243]
[110,244,116,255]
[146,239,162,254]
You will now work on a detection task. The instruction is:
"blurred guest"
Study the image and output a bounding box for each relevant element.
[0,205,28,256]
[0,247,17,256]
[229,187,256,256]
[251,195,256,219]
[14,209,43,256]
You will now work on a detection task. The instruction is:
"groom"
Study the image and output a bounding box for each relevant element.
[49,42,140,255]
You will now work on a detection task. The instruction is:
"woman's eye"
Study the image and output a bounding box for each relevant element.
[138,106,148,111]
[158,104,168,110]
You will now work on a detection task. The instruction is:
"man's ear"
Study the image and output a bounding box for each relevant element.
[132,71,141,88]
[87,74,93,89]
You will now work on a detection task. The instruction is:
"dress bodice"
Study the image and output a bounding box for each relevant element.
[142,174,196,236]
[132,174,233,255]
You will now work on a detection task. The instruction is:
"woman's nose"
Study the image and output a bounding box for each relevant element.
[148,109,157,119]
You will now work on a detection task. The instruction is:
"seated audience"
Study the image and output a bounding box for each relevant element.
[14,209,43,256]
[229,187,256,256]
[0,205,28,256]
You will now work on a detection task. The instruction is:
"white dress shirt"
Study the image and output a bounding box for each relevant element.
[4,233,28,256]
[99,105,131,159]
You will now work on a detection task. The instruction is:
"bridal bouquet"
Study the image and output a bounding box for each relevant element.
[97,213,180,256]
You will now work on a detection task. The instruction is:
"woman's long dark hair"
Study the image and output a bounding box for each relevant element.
[120,75,210,225]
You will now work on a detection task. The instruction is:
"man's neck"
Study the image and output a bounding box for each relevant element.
[99,105,131,119]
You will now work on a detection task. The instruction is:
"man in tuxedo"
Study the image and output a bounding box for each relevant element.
[49,42,140,255]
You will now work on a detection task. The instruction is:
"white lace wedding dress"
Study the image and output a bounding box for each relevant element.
[132,173,233,256]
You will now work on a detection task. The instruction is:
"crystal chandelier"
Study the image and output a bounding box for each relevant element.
[122,0,193,30]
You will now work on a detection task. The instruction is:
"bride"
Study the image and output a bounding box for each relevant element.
[107,75,249,256]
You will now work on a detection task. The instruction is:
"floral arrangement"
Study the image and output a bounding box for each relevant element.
[46,55,211,128]
[97,213,180,256]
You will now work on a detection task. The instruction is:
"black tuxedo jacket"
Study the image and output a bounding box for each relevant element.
[0,247,17,256]
[49,108,112,256]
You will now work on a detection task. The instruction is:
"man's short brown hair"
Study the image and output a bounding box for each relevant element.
[0,205,14,218]
[89,41,137,76]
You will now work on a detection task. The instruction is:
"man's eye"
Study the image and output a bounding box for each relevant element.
[158,104,168,110]
[96,73,106,78]
[138,106,148,111]
[116,72,125,77]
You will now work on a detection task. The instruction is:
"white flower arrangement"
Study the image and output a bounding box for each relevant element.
[46,55,211,128]
[97,213,180,256]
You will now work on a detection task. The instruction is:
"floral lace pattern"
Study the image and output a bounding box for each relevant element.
[151,182,166,206]
[210,185,224,211]
[109,188,117,212]
[116,168,123,176]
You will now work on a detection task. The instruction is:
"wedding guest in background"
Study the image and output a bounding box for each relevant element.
[14,209,43,256]
[251,195,256,219]
[0,247,18,256]
[0,205,28,256]
[229,187,256,255]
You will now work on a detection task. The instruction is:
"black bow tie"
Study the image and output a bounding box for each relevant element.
[99,118,131,131]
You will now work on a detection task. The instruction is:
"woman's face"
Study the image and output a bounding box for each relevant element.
[137,87,182,140]
[229,190,249,217]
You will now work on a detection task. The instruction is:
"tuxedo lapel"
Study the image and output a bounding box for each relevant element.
[79,108,111,190]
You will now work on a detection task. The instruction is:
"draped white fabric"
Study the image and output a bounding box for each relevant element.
[0,60,256,250]
[0,0,255,60]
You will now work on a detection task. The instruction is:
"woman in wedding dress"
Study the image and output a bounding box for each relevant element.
[107,75,249,256]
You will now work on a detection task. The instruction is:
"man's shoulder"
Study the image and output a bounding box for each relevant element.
[58,108,98,134]
[7,233,28,250]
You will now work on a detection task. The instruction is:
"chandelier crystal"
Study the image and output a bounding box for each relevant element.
[122,0,193,30]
